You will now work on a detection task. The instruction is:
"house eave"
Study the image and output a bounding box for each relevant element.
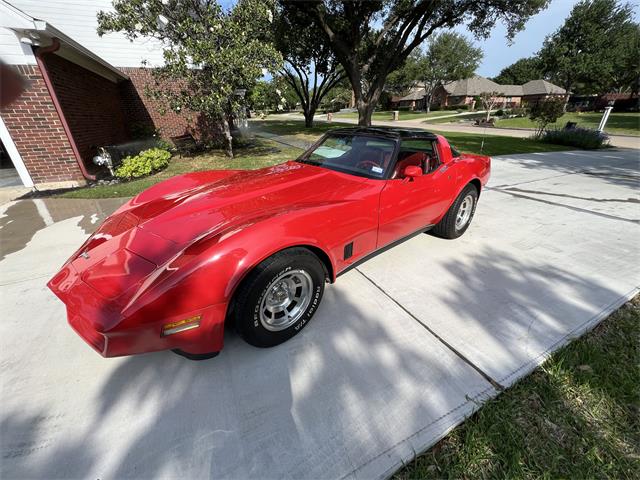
[0,2,127,82]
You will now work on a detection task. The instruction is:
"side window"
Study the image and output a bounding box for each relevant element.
[450,145,461,158]
[396,139,440,175]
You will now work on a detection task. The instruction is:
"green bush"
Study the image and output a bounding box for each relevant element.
[541,127,609,150]
[443,105,467,111]
[115,148,171,180]
[511,106,529,117]
[495,109,505,117]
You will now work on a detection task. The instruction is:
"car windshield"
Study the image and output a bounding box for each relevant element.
[296,133,396,179]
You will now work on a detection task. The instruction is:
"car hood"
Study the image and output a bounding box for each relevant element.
[54,162,369,309]
[121,161,369,245]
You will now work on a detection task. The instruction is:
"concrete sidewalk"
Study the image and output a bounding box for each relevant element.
[1,149,638,479]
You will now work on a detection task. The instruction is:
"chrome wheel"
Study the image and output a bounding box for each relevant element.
[455,195,474,230]
[259,269,313,332]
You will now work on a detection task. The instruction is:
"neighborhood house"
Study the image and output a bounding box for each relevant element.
[393,75,567,110]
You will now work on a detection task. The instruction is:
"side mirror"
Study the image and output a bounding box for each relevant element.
[403,165,422,180]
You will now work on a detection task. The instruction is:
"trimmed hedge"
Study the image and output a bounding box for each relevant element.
[115,148,171,180]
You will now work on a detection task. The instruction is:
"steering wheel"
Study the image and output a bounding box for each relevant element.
[356,160,381,170]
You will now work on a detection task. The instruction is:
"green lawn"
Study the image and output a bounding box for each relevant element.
[395,296,640,479]
[333,110,450,121]
[496,112,640,136]
[59,120,571,200]
[425,112,488,124]
[250,119,571,156]
[59,138,300,199]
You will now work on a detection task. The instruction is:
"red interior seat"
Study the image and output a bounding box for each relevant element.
[392,152,426,179]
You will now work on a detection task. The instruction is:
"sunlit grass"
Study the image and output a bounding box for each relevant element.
[250,120,571,156]
[496,112,640,136]
[58,138,300,199]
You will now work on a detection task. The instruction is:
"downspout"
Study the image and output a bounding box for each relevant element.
[33,38,95,181]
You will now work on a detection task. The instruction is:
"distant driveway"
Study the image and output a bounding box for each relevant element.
[1,149,638,479]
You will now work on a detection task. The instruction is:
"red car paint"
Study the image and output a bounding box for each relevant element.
[48,129,490,357]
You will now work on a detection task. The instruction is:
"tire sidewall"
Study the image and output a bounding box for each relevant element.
[453,187,478,236]
[240,254,324,347]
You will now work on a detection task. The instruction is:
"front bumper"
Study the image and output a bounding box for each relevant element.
[49,263,227,357]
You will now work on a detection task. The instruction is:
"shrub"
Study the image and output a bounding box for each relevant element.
[444,104,468,111]
[511,106,528,117]
[495,109,505,117]
[529,98,565,137]
[541,127,609,150]
[115,148,171,180]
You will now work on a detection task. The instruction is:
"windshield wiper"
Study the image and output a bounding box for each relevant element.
[296,158,321,166]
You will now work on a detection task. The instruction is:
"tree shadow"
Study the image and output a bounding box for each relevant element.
[2,236,632,478]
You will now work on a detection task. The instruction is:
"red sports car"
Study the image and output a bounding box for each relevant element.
[48,127,490,359]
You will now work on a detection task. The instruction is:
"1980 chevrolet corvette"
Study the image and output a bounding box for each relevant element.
[48,127,490,359]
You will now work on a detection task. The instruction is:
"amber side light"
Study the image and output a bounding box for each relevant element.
[161,315,202,336]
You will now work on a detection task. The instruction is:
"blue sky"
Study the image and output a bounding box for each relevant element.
[455,0,583,77]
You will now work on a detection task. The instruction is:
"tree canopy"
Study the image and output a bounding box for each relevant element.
[414,32,482,112]
[492,57,542,85]
[279,0,550,125]
[97,0,281,157]
[539,0,637,96]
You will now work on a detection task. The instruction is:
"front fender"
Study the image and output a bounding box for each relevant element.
[119,206,339,330]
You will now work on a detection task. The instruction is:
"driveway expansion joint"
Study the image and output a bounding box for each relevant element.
[354,267,505,391]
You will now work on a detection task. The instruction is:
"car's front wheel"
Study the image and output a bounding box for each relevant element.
[432,183,479,239]
[233,248,326,348]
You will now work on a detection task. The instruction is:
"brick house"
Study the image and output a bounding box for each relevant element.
[0,0,205,189]
[393,75,566,111]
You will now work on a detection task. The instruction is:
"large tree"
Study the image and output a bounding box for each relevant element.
[492,57,542,85]
[539,0,636,97]
[414,32,482,112]
[97,0,281,157]
[280,0,549,126]
[273,7,345,127]
[610,22,640,96]
[384,52,420,98]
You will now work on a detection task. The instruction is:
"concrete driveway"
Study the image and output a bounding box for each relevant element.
[1,149,638,479]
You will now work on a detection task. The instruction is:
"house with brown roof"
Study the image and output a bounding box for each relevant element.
[393,75,566,110]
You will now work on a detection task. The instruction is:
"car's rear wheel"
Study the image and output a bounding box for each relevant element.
[432,183,479,239]
[233,248,326,348]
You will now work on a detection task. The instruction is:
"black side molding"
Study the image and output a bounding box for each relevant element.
[344,242,354,260]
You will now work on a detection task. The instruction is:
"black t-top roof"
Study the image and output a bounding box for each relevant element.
[327,126,438,140]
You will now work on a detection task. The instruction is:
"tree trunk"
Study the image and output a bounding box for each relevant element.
[223,117,233,158]
[426,94,432,113]
[304,108,316,128]
[356,86,383,126]
[357,101,375,126]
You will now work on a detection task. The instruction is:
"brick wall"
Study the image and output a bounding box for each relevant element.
[119,67,197,139]
[43,53,128,166]
[0,64,84,184]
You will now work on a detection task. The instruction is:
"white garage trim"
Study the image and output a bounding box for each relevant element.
[0,115,34,187]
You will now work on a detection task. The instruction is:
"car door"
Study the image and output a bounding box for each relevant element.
[377,138,453,247]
